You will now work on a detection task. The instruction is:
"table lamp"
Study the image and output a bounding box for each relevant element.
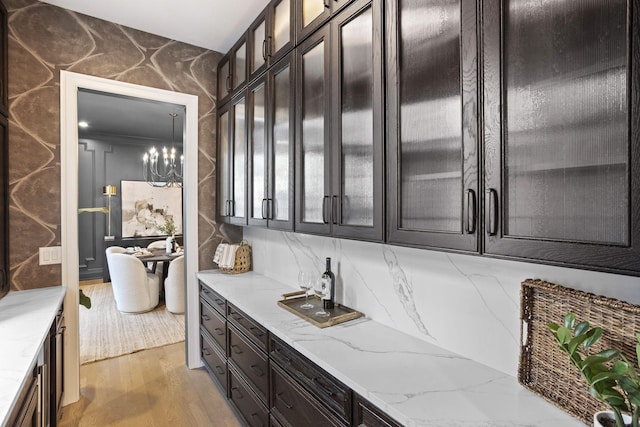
[103,185,116,240]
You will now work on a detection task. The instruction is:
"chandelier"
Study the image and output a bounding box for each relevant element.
[142,112,183,188]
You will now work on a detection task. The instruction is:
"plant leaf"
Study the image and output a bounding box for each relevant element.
[613,361,629,375]
[574,321,590,337]
[583,327,603,349]
[568,333,590,355]
[557,326,572,345]
[564,312,576,329]
[546,322,560,332]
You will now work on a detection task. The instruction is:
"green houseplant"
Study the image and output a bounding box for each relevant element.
[156,216,176,236]
[547,313,640,427]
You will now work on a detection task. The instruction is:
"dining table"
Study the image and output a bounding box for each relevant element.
[132,248,183,298]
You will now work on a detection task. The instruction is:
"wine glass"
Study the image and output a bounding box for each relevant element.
[314,278,330,318]
[298,271,314,309]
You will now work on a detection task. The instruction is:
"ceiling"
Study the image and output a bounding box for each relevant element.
[77,89,185,143]
[40,0,271,53]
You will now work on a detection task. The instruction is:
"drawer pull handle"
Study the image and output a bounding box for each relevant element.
[276,392,293,409]
[201,314,210,321]
[215,366,225,375]
[202,289,210,294]
[250,364,265,377]
[203,348,211,356]
[250,413,264,427]
[249,326,265,337]
[231,386,243,399]
[214,328,225,336]
[312,377,335,397]
[231,313,243,320]
[231,344,243,354]
[215,298,224,305]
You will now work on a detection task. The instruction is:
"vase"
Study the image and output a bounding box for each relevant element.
[594,411,632,427]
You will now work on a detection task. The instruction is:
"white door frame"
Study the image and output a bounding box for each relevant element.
[60,71,202,405]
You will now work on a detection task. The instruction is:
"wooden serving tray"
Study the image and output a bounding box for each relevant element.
[278,291,363,328]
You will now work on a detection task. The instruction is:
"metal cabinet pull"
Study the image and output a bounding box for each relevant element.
[322,196,330,224]
[261,198,268,219]
[465,189,476,234]
[231,386,243,399]
[277,392,293,409]
[331,195,338,224]
[266,36,272,59]
[312,376,335,397]
[214,328,224,336]
[226,74,231,92]
[215,366,225,375]
[486,189,498,236]
[231,344,243,354]
[250,364,265,377]
[203,348,211,356]
[201,314,210,321]
[323,0,330,8]
[262,39,267,61]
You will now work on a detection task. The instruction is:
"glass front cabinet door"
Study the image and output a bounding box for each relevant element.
[386,0,479,251]
[482,0,640,273]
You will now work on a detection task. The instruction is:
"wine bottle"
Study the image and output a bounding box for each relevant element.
[321,257,335,309]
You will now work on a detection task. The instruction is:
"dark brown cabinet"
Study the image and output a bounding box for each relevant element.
[386,0,479,252]
[228,325,269,404]
[482,0,640,274]
[199,283,228,393]
[217,34,249,106]
[353,394,402,427]
[229,366,270,427]
[295,0,356,44]
[248,53,295,230]
[295,0,384,241]
[217,93,248,225]
[6,365,38,427]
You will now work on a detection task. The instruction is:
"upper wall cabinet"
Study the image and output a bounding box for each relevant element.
[386,0,479,252]
[218,33,249,106]
[295,0,384,241]
[248,53,295,230]
[482,0,640,274]
[217,93,248,226]
[295,0,356,45]
[248,0,295,83]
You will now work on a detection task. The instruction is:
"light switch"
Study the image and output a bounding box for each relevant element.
[39,246,62,265]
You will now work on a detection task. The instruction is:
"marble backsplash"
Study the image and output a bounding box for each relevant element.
[243,227,640,377]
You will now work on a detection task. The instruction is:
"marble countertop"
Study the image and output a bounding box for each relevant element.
[197,270,585,427]
[0,287,66,427]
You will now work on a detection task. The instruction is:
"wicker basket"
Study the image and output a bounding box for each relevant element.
[519,279,640,425]
[219,240,251,274]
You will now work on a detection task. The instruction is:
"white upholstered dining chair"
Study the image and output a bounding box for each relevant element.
[105,247,159,314]
[164,255,184,314]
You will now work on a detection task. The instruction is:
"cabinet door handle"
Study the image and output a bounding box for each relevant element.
[267,198,273,220]
[276,392,293,409]
[262,39,267,61]
[465,189,476,234]
[486,189,498,236]
[323,0,330,8]
[201,314,210,321]
[250,364,265,377]
[214,327,225,336]
[203,348,211,356]
[214,298,224,306]
[226,74,231,92]
[231,386,243,399]
[332,195,338,224]
[322,196,330,224]
[266,36,272,59]
[215,366,225,375]
[231,344,243,354]
[261,198,268,219]
[312,376,335,397]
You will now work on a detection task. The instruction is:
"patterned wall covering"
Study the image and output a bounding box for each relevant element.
[6,0,239,290]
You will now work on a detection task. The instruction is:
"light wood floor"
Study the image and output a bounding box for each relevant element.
[59,342,241,427]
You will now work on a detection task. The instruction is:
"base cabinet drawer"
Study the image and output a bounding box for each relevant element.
[229,366,269,427]
[201,332,228,394]
[228,325,268,404]
[227,303,269,350]
[354,394,402,427]
[270,363,346,427]
[200,299,227,351]
[200,282,226,314]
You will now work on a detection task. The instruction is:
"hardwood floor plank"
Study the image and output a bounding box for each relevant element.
[59,342,241,427]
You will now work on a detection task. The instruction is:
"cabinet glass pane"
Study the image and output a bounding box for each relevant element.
[251,84,266,220]
[252,21,266,73]
[233,100,246,217]
[219,111,229,217]
[504,0,628,244]
[234,42,246,88]
[399,0,462,232]
[274,0,291,53]
[219,60,229,100]
[273,65,291,221]
[302,0,325,27]
[301,42,326,223]
[340,7,374,226]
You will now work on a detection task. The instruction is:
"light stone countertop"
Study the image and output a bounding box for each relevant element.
[197,270,586,427]
[0,287,66,427]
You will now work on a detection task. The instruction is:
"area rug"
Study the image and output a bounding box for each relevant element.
[79,282,185,365]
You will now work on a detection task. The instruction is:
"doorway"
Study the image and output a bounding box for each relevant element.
[60,71,201,406]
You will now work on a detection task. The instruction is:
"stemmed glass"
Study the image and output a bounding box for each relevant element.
[314,278,330,318]
[298,271,314,310]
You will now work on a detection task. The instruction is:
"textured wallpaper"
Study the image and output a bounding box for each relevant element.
[6,0,238,290]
